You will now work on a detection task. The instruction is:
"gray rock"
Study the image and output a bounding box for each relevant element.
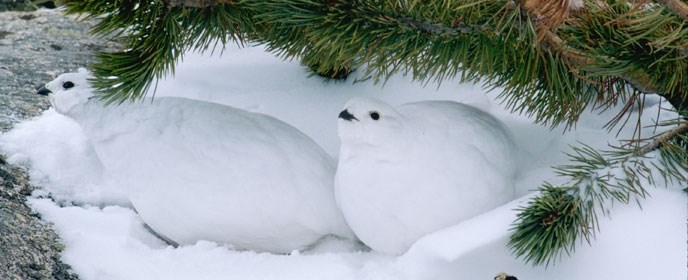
[0,9,119,279]
[0,10,119,130]
[0,161,76,280]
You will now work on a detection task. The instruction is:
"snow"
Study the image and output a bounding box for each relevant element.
[0,109,122,206]
[1,44,685,279]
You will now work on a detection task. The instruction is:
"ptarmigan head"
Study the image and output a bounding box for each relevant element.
[36,68,94,114]
[337,97,404,146]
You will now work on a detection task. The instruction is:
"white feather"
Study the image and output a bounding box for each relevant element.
[335,97,518,255]
[41,71,355,253]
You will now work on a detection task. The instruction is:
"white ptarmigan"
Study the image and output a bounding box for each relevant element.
[335,97,517,255]
[36,69,355,253]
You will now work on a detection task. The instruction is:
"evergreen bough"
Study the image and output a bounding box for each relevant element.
[61,0,687,266]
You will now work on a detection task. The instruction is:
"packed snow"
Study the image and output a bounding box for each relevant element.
[1,44,685,279]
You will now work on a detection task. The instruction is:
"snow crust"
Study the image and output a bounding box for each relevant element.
[1,45,685,279]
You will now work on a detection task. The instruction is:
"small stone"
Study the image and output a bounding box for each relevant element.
[0,30,12,40]
[19,14,35,21]
[494,272,518,280]
[34,17,48,24]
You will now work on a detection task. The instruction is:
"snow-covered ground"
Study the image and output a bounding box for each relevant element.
[1,45,685,279]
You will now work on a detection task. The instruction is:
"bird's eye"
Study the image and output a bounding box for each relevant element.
[63,81,75,89]
[370,111,380,120]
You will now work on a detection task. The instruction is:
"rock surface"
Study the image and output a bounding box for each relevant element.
[0,9,118,279]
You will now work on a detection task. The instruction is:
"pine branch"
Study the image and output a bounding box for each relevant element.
[631,123,688,157]
[621,75,688,115]
[62,0,252,103]
[509,123,688,266]
[523,1,688,114]
[654,0,688,20]
[395,16,491,35]
[163,0,235,8]
[246,0,603,127]
[660,91,688,117]
[64,0,687,125]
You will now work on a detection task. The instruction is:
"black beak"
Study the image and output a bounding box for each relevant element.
[37,86,52,96]
[338,109,358,121]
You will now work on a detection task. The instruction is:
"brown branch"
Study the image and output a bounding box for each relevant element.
[520,0,688,115]
[654,0,688,20]
[659,90,688,114]
[163,0,234,8]
[518,0,594,67]
[630,123,688,157]
[396,17,491,36]
[621,72,688,114]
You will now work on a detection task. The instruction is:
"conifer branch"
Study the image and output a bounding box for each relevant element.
[164,0,234,8]
[522,0,688,115]
[396,17,490,36]
[631,123,688,157]
[618,73,688,114]
[509,123,688,266]
[654,0,688,20]
[64,0,687,123]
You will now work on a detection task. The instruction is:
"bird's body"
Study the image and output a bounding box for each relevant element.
[38,70,354,253]
[335,97,517,255]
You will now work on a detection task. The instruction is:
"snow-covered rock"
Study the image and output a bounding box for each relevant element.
[335,97,518,255]
[36,69,355,253]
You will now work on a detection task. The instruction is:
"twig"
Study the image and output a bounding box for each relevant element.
[630,122,688,158]
[163,0,234,8]
[654,0,688,20]
[520,1,688,116]
[396,17,491,36]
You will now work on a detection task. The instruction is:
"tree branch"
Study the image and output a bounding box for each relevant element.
[396,17,490,36]
[163,0,234,8]
[621,72,688,114]
[631,123,688,157]
[654,0,688,20]
[521,1,688,115]
[660,92,688,114]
